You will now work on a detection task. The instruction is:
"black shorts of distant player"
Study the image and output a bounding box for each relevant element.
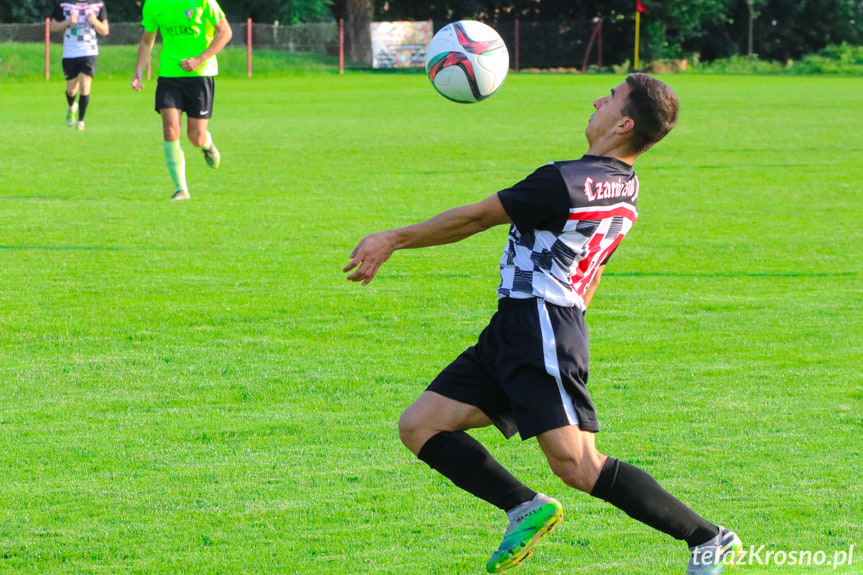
[62,55,98,80]
[154,76,215,119]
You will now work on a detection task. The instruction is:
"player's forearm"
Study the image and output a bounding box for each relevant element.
[389,205,495,250]
[49,19,70,33]
[134,35,155,76]
[199,21,233,62]
[344,194,510,285]
[92,19,109,36]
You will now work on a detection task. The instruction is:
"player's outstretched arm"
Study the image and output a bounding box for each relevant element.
[343,193,511,286]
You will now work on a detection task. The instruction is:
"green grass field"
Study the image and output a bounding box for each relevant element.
[1,47,861,574]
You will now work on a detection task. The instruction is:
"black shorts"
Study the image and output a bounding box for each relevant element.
[154,76,215,118]
[428,298,598,440]
[62,56,97,80]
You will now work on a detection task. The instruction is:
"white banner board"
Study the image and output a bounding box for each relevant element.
[370,21,433,69]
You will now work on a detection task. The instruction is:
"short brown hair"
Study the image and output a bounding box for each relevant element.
[622,73,680,154]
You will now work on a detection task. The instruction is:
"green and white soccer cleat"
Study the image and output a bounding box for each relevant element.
[687,526,744,575]
[202,141,220,169]
[486,494,563,573]
[66,102,78,127]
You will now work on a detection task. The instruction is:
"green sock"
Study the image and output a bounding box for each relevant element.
[163,140,187,192]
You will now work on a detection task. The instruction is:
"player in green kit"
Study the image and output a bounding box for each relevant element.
[131,0,232,201]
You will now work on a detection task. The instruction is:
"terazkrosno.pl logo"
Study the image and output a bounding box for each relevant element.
[692,544,855,569]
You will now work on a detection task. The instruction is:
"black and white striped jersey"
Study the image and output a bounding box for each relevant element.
[51,1,106,58]
[496,155,639,310]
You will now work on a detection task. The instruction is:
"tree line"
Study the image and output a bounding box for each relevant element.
[4,0,861,64]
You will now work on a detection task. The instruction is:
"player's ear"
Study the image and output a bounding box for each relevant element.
[616,117,635,135]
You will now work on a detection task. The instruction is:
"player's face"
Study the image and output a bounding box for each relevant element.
[585,81,631,143]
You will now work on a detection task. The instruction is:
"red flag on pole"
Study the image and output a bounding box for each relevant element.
[636,0,649,13]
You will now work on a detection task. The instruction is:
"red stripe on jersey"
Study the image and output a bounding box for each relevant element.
[570,232,605,294]
[571,232,626,296]
[569,207,633,297]
[568,203,638,222]
[61,2,103,10]
[585,233,625,284]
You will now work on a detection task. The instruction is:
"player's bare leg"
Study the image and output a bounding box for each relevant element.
[536,425,607,493]
[539,425,740,574]
[400,392,561,573]
[398,391,493,454]
[188,117,220,169]
[75,74,93,131]
[65,76,80,127]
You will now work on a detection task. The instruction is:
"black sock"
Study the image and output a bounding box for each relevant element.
[66,91,76,106]
[78,94,90,121]
[590,457,719,547]
[417,431,536,511]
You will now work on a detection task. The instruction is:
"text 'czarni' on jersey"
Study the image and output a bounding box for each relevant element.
[496,155,638,311]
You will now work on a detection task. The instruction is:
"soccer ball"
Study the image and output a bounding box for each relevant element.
[424,21,509,104]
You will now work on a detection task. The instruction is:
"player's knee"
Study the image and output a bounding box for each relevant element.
[163,126,181,142]
[549,455,604,493]
[398,406,441,456]
[187,133,205,147]
[397,408,422,452]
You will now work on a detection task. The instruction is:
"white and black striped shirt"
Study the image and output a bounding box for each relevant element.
[497,155,639,310]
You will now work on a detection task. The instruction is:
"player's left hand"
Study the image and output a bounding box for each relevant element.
[343,232,396,286]
[179,57,202,72]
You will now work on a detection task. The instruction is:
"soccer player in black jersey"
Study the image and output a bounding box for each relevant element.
[344,74,741,575]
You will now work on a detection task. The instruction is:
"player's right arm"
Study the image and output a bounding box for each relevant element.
[131,30,157,91]
[49,4,73,32]
[344,193,512,286]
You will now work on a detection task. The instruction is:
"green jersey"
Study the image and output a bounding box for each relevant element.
[142,0,225,78]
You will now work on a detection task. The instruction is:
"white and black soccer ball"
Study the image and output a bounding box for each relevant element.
[424,20,510,104]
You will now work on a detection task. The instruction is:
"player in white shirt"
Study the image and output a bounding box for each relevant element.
[50,1,109,131]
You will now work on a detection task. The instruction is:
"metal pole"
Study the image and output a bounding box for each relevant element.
[582,19,603,73]
[45,18,50,80]
[514,18,519,72]
[247,18,253,77]
[598,19,603,68]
